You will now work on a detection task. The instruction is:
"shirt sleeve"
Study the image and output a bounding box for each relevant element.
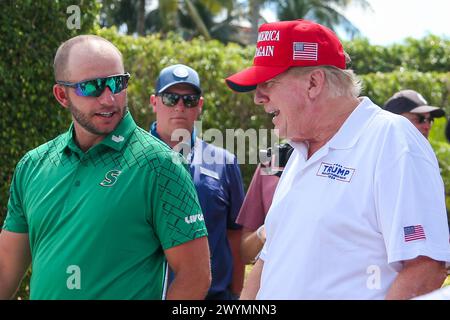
[151,152,208,250]
[2,158,29,233]
[236,165,267,231]
[375,150,450,267]
[226,156,245,230]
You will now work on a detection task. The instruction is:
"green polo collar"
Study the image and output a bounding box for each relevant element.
[58,111,137,154]
[100,112,136,151]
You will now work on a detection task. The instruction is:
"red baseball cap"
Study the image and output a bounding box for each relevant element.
[226,19,346,92]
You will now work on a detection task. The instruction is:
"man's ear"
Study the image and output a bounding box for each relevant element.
[53,84,70,109]
[197,96,204,114]
[307,69,326,99]
[150,94,157,113]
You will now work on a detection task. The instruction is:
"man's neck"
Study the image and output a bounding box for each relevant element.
[305,96,360,159]
[73,126,106,152]
[152,123,194,150]
[157,130,184,149]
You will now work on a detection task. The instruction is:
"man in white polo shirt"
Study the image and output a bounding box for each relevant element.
[225,19,450,299]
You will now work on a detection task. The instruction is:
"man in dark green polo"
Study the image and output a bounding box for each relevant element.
[0,35,211,299]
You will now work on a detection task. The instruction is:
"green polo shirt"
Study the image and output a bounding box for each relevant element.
[3,112,207,299]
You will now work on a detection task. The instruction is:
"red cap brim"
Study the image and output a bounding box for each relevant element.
[225,65,290,92]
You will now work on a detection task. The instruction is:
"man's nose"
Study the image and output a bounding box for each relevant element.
[254,86,268,105]
[174,98,186,111]
[97,86,115,105]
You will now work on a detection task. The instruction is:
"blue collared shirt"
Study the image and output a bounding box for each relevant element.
[150,122,244,297]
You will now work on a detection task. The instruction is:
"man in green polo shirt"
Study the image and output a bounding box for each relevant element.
[0,35,211,300]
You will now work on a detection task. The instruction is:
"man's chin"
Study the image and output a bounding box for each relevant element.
[96,124,120,136]
[85,122,120,136]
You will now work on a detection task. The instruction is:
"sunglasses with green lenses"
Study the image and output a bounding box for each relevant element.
[56,73,130,97]
[157,92,201,108]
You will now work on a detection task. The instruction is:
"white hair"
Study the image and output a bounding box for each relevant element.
[288,53,362,98]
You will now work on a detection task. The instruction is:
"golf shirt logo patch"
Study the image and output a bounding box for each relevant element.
[184,213,204,224]
[100,169,122,187]
[112,135,124,143]
[317,162,355,183]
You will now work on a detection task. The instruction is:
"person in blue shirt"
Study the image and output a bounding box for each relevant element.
[149,64,245,299]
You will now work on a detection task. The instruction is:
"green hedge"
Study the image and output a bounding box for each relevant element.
[361,71,449,109]
[345,36,450,74]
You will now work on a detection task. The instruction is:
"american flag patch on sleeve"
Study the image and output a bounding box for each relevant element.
[293,42,318,61]
[403,225,426,242]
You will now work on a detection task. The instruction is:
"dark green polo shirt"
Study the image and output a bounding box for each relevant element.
[3,112,207,299]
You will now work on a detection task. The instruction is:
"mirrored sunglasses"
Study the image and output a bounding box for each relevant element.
[158,92,200,108]
[56,73,130,97]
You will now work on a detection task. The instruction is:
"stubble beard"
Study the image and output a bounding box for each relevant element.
[68,97,128,136]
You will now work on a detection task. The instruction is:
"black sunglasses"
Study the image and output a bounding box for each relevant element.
[157,92,200,108]
[416,114,434,124]
[56,73,130,97]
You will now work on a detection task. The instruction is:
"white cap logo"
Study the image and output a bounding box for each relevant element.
[173,66,189,78]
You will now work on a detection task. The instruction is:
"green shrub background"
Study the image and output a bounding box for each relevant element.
[1,1,449,299]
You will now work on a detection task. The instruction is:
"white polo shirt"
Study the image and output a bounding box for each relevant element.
[257,97,450,300]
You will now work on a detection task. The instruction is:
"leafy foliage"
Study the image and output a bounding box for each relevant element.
[99,0,240,42]
[345,35,450,74]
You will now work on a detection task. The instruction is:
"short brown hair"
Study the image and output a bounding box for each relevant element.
[53,35,123,81]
